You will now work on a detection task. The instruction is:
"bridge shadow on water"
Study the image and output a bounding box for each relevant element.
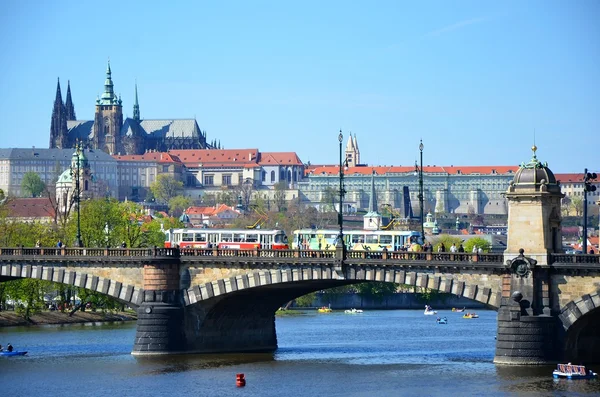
[133,352,275,375]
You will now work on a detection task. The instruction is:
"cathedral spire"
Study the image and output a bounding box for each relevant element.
[99,59,117,105]
[49,78,68,148]
[133,83,140,121]
[65,80,76,120]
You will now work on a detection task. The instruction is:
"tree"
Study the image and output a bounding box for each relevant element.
[571,196,584,217]
[0,188,5,202]
[431,234,464,252]
[561,197,572,217]
[273,181,287,212]
[463,237,491,253]
[169,195,192,218]
[21,172,46,198]
[150,175,183,204]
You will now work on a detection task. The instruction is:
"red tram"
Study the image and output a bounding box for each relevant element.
[164,228,289,250]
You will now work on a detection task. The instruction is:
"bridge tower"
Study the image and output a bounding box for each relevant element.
[494,145,565,364]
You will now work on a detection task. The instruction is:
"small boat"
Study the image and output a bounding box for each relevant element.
[0,351,27,356]
[452,307,465,312]
[424,305,437,315]
[463,313,479,319]
[344,308,363,314]
[317,306,332,313]
[436,317,448,324]
[553,364,597,379]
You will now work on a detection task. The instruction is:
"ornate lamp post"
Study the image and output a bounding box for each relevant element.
[70,144,83,247]
[414,140,425,240]
[337,130,346,254]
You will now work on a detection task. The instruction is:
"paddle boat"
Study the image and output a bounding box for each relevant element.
[462,313,479,319]
[0,351,27,357]
[553,363,597,379]
[436,317,448,324]
[344,308,363,314]
[424,305,437,315]
[317,306,332,313]
[452,307,465,312]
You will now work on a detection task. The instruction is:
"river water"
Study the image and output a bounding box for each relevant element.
[1,310,598,396]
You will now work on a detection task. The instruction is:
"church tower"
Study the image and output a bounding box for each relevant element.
[92,61,123,155]
[49,78,68,148]
[133,83,140,122]
[345,134,358,167]
[64,80,76,121]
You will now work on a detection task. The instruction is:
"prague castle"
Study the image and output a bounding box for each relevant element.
[49,61,211,155]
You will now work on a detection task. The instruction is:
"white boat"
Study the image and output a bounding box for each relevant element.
[344,308,363,314]
[424,305,437,315]
[553,364,597,379]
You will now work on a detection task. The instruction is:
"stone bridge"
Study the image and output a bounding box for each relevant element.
[1,246,599,364]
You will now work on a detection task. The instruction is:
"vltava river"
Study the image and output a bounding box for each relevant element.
[1,310,598,396]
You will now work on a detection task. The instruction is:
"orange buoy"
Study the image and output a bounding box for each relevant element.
[236,373,246,387]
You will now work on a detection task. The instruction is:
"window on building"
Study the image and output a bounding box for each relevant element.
[163,165,169,173]
[262,171,266,182]
[270,171,275,183]
[223,175,232,186]
[204,175,214,186]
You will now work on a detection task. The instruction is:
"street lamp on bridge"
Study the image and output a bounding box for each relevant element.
[414,140,425,240]
[336,130,347,256]
[70,144,84,247]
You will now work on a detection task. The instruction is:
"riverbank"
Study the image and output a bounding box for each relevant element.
[0,310,137,327]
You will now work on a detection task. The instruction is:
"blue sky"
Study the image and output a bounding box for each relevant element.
[1,0,598,173]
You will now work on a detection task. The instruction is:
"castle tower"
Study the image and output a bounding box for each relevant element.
[92,61,123,155]
[65,80,76,121]
[49,78,68,148]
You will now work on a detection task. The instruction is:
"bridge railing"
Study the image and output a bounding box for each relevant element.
[179,248,337,259]
[550,253,600,264]
[0,247,179,257]
[347,250,504,263]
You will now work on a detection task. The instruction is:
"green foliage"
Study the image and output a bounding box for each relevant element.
[0,188,5,201]
[273,181,287,212]
[431,234,464,252]
[169,195,192,218]
[463,237,491,253]
[21,172,46,198]
[294,292,317,307]
[2,279,51,320]
[150,175,183,204]
[356,282,399,302]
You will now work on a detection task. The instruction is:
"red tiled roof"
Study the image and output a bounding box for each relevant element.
[112,152,182,163]
[6,198,55,219]
[258,152,304,166]
[305,165,519,176]
[555,174,584,183]
[168,149,260,167]
[186,204,240,216]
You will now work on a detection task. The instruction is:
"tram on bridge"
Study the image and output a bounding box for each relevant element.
[164,228,289,250]
[291,229,423,252]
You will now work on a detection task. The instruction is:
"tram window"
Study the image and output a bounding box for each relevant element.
[164,232,170,242]
[174,233,182,243]
[247,234,259,243]
[365,235,378,244]
[182,233,194,242]
[222,233,233,242]
[351,234,362,244]
[208,233,219,243]
[195,233,207,242]
[380,235,392,244]
[324,234,336,240]
[234,233,245,242]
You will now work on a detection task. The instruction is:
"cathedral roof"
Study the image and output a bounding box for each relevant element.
[139,119,201,138]
[67,120,94,140]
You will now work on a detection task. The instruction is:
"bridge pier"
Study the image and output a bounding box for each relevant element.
[132,259,185,356]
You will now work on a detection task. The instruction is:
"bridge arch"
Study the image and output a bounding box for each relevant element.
[0,264,144,308]
[558,290,600,364]
[183,265,502,310]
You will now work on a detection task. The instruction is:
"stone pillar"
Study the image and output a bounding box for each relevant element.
[495,147,565,364]
[132,255,184,356]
